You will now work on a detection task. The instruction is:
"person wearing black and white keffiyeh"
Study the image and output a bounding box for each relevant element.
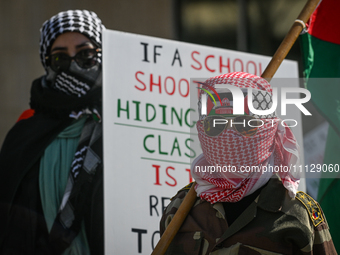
[0,10,105,255]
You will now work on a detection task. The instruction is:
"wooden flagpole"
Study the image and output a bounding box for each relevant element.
[152,0,320,254]
[151,182,198,255]
[261,0,320,81]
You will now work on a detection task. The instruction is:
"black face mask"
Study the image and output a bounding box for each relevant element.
[46,61,102,97]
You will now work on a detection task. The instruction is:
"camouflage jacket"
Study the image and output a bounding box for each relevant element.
[160,177,337,255]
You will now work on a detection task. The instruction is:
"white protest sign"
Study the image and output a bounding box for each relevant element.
[103,29,303,254]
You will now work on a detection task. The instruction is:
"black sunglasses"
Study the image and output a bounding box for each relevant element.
[202,115,262,137]
[46,48,101,72]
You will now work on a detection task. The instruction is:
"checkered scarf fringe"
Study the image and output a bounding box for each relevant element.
[40,10,104,70]
[48,118,102,253]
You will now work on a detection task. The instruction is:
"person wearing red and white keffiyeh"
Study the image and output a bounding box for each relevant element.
[160,72,337,255]
[192,71,300,204]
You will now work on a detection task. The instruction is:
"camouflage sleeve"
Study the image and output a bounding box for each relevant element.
[160,185,203,255]
[160,182,196,235]
[160,183,225,255]
[160,186,189,236]
[160,188,338,255]
[311,217,337,254]
[295,192,337,254]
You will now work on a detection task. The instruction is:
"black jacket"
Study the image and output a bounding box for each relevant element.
[0,77,103,255]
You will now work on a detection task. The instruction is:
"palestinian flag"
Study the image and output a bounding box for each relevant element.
[300,0,340,250]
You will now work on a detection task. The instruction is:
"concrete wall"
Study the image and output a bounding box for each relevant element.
[0,0,175,145]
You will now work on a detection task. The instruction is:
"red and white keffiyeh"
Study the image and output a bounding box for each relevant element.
[192,72,300,203]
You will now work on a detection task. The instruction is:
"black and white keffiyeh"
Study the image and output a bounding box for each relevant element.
[49,118,102,253]
[52,70,92,97]
[39,10,104,70]
[26,75,104,253]
[40,10,104,97]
